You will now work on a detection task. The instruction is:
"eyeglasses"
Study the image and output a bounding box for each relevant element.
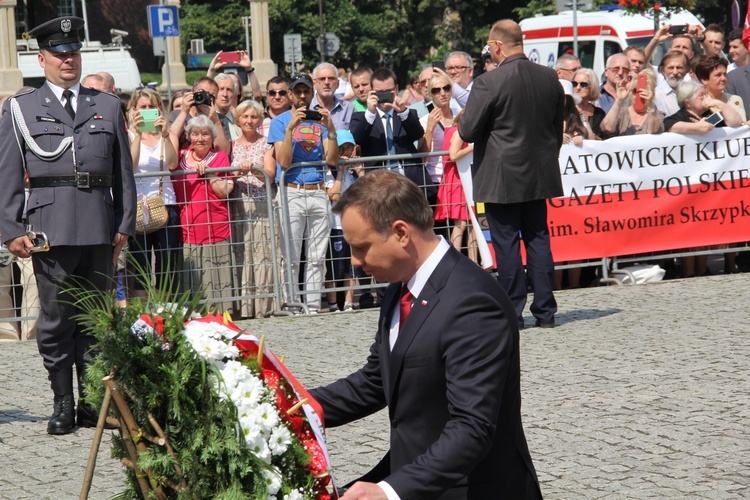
[563,67,581,73]
[446,66,470,72]
[315,76,338,82]
[571,81,590,88]
[607,66,631,73]
[431,84,452,95]
[267,90,289,97]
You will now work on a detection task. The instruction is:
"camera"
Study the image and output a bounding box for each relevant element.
[304,109,323,121]
[668,25,688,35]
[193,89,214,106]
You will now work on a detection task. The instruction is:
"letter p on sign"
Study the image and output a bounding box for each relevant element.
[148,5,180,38]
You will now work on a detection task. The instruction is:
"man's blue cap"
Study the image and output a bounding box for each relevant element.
[28,17,84,53]
[337,129,356,147]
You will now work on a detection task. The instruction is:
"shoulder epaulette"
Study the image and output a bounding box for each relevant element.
[12,88,35,99]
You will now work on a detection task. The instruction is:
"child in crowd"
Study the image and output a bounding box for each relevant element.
[324,131,362,312]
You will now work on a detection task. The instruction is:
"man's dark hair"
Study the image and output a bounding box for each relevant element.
[192,76,218,94]
[266,76,289,88]
[705,23,725,36]
[351,67,372,80]
[728,29,743,43]
[371,68,397,85]
[333,170,433,237]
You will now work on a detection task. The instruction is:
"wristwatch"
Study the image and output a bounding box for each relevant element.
[328,132,337,140]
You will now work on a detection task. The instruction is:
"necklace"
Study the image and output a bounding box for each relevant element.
[190,149,207,167]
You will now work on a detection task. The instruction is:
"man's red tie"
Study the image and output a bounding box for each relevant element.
[399,285,413,330]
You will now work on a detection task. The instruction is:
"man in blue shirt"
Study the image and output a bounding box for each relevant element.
[268,73,339,314]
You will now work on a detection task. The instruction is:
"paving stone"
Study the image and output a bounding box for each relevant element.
[2,274,750,497]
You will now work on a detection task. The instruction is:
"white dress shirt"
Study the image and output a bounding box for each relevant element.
[46,81,81,113]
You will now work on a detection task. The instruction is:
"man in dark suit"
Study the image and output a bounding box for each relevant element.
[310,170,541,500]
[349,68,435,204]
[0,16,135,434]
[726,55,750,118]
[459,20,564,329]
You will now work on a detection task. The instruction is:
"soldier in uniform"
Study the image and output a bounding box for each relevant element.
[0,17,136,434]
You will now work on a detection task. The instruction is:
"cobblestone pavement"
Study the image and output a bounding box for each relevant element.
[1,274,749,499]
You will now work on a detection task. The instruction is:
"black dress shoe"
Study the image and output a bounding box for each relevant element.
[77,400,117,429]
[48,393,76,434]
[48,369,76,435]
[535,319,556,329]
[358,292,374,309]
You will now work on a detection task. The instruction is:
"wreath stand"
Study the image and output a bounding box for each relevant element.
[79,375,186,500]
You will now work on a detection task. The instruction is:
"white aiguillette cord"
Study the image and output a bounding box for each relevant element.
[11,97,74,166]
[10,96,76,223]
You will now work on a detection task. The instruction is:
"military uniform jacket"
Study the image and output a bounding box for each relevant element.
[0,84,136,247]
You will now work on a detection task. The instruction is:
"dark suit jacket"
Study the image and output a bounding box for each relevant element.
[726,64,750,118]
[350,109,433,196]
[0,84,135,246]
[310,247,541,499]
[459,53,564,205]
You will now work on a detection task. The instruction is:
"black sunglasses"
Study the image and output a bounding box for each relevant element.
[267,90,289,97]
[572,81,590,88]
[291,73,312,83]
[430,84,452,95]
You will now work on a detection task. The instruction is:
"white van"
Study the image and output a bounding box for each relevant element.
[17,39,142,92]
[519,9,705,77]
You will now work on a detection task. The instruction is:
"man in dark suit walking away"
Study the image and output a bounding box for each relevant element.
[310,170,542,500]
[0,17,135,434]
[459,20,565,329]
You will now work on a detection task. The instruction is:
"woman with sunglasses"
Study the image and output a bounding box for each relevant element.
[572,68,605,140]
[420,74,455,195]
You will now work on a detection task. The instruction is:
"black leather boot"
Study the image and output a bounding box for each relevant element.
[47,369,76,435]
[76,364,116,429]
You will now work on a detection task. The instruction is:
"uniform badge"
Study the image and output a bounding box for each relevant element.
[86,96,91,102]
[61,19,72,33]
[94,115,103,120]
[44,97,51,103]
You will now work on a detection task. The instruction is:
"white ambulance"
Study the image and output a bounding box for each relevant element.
[519,8,704,77]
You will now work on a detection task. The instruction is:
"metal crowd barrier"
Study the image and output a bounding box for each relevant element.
[1,149,748,335]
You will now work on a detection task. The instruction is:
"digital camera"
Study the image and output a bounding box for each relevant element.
[193,89,214,106]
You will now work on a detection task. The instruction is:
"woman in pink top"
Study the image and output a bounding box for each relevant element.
[173,114,236,314]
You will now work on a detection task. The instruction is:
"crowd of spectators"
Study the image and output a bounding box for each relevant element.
[3,19,750,332]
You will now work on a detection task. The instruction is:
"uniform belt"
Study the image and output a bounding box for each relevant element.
[29,174,114,189]
[284,182,325,190]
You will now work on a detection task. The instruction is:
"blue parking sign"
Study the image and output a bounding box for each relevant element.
[148,5,180,37]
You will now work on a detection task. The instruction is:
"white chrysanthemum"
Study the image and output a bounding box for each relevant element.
[246,432,272,463]
[184,320,239,341]
[255,402,280,432]
[184,329,239,363]
[239,414,264,442]
[263,467,282,495]
[269,425,292,456]
[219,360,252,392]
[283,490,305,500]
[231,377,264,408]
